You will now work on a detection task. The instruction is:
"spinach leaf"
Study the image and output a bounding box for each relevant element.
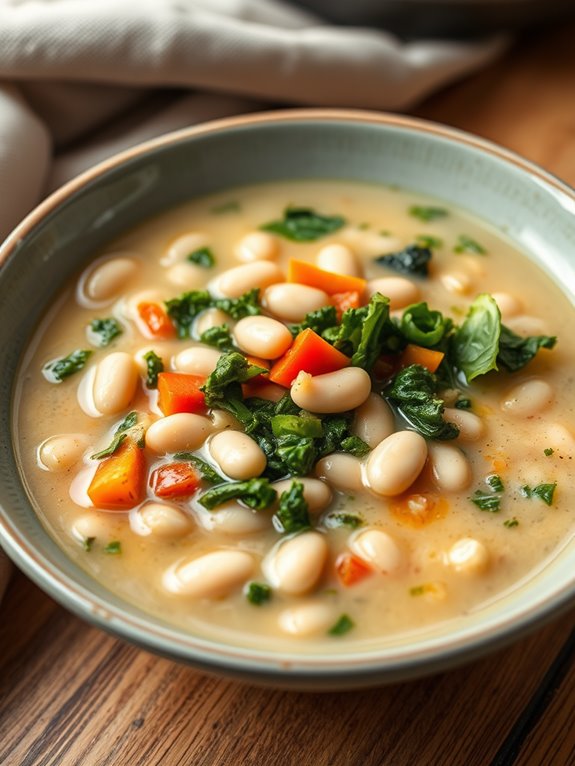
[470,491,501,512]
[199,478,277,510]
[214,288,261,320]
[199,324,235,351]
[261,207,345,242]
[246,582,272,605]
[452,294,501,382]
[416,235,443,249]
[374,244,432,277]
[165,290,212,338]
[275,435,317,476]
[201,352,267,408]
[88,318,122,347]
[497,325,556,372]
[104,541,122,555]
[327,293,391,369]
[328,614,355,636]
[187,246,215,268]
[275,481,311,534]
[325,513,364,529]
[521,482,557,506]
[91,411,139,460]
[290,305,337,338]
[340,436,371,457]
[454,234,486,255]
[386,365,459,440]
[143,350,164,389]
[271,414,323,438]
[486,474,504,492]
[408,206,448,222]
[43,349,92,383]
[401,302,452,348]
[173,454,224,484]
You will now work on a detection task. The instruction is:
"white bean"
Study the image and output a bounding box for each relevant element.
[316,243,362,277]
[542,423,575,455]
[72,512,123,542]
[210,409,242,432]
[505,315,550,337]
[93,352,139,416]
[164,232,208,265]
[271,478,332,513]
[136,502,192,538]
[246,382,285,402]
[209,431,266,479]
[235,231,279,262]
[366,277,420,309]
[501,379,554,418]
[83,257,137,303]
[315,453,363,493]
[38,434,89,472]
[197,501,269,535]
[267,532,328,595]
[350,529,403,574]
[447,538,489,575]
[291,367,371,414]
[233,316,293,359]
[440,270,473,295]
[215,261,284,298]
[491,292,523,319]
[365,431,427,496]
[163,550,254,598]
[193,308,231,337]
[174,346,222,376]
[443,408,485,442]
[278,602,335,637]
[352,393,395,448]
[428,443,472,493]
[166,261,207,289]
[146,413,213,453]
[262,283,330,322]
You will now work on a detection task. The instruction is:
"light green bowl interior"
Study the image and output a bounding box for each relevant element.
[1,112,574,689]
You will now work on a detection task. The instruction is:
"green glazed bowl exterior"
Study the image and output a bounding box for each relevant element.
[1,110,574,690]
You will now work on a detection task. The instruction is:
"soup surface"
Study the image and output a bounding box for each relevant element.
[15,180,575,652]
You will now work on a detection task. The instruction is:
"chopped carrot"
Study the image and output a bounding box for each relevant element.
[87,441,146,511]
[389,492,449,528]
[150,462,201,498]
[137,302,175,339]
[288,259,366,295]
[336,553,372,587]
[268,328,350,388]
[331,290,362,320]
[244,355,270,384]
[157,372,206,416]
[400,344,445,374]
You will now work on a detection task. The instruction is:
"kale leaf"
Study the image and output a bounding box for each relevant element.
[43,349,92,383]
[261,207,345,242]
[275,481,311,534]
[143,350,164,389]
[187,246,215,268]
[497,325,556,372]
[199,478,277,510]
[213,288,261,320]
[165,290,212,338]
[401,302,452,348]
[374,244,432,277]
[199,324,235,351]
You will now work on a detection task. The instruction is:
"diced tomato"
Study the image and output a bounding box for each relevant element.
[157,372,206,416]
[336,553,373,587]
[137,302,175,339]
[150,462,201,498]
[268,328,350,388]
[87,441,146,511]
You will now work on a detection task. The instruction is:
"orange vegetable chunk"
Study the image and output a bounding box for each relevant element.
[331,290,361,320]
[336,553,373,587]
[137,302,175,339]
[400,344,445,374]
[150,462,201,498]
[288,259,366,295]
[157,372,206,415]
[268,328,350,388]
[87,441,146,511]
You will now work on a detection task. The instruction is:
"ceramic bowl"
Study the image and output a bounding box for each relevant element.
[1,110,574,690]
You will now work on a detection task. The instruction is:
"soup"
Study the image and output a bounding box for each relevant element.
[15,180,575,651]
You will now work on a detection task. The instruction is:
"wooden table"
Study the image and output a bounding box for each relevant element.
[2,23,575,766]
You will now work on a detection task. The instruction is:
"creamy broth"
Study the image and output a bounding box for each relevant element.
[15,180,575,652]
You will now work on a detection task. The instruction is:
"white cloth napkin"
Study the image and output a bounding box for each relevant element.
[0,0,505,601]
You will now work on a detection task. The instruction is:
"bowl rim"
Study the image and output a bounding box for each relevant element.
[2,107,575,682]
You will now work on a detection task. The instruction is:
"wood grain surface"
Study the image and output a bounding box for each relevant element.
[3,22,575,766]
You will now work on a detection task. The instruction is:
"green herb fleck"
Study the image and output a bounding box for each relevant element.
[470,490,501,512]
[326,513,364,530]
[455,398,472,410]
[409,206,448,222]
[409,585,426,596]
[328,614,355,637]
[88,318,122,347]
[187,246,215,268]
[246,582,272,606]
[104,541,122,555]
[504,518,519,528]
[143,350,164,389]
[544,448,554,457]
[173,454,224,484]
[416,234,443,249]
[521,482,557,506]
[199,478,277,511]
[454,234,487,255]
[486,474,504,493]
[91,412,138,460]
[81,536,96,552]
[43,349,92,383]
[276,481,311,534]
[261,207,345,242]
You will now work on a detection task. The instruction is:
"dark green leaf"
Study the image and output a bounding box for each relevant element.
[504,518,519,528]
[276,481,311,534]
[187,246,215,268]
[290,305,337,338]
[81,536,96,552]
[544,448,554,457]
[104,541,122,555]
[199,324,235,351]
[261,207,345,242]
[317,415,353,457]
[173,454,224,484]
[521,482,557,506]
[351,293,391,370]
[201,352,267,408]
[497,325,556,372]
[340,436,371,457]
[486,474,504,493]
[143,350,164,389]
[214,288,261,320]
[374,244,432,277]
[88,318,122,347]
[452,294,501,382]
[91,412,138,459]
[401,302,452,347]
[416,235,443,249]
[454,234,487,254]
[199,478,277,511]
[271,414,323,438]
[328,614,355,636]
[470,491,501,512]
[43,349,92,383]
[246,582,272,605]
[325,513,364,529]
[275,435,317,476]
[455,398,472,410]
[165,290,212,338]
[408,206,448,222]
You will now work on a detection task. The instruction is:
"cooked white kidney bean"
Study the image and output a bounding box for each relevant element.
[174,346,222,376]
[209,431,266,479]
[193,307,231,337]
[278,601,335,637]
[164,232,207,265]
[38,434,89,472]
[291,367,371,414]
[350,529,403,574]
[316,243,362,277]
[352,393,395,448]
[267,532,328,595]
[443,408,485,442]
[215,261,284,298]
[428,442,472,493]
[197,501,269,535]
[315,453,363,492]
[166,261,206,288]
[136,502,192,538]
[93,352,139,416]
[83,257,137,303]
[210,409,242,432]
[501,379,554,418]
[366,277,420,309]
[440,270,473,295]
[365,431,427,496]
[262,283,330,322]
[447,538,489,575]
[248,382,285,402]
[271,478,332,513]
[146,413,213,453]
[543,423,575,454]
[235,231,279,262]
[491,291,523,319]
[163,550,254,598]
[233,316,293,359]
[72,512,122,541]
